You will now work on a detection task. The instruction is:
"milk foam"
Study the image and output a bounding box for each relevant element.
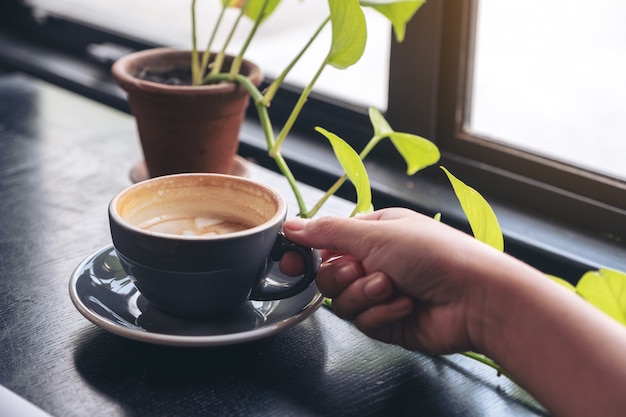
[138,215,249,237]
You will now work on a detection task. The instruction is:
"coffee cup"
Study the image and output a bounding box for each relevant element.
[108,173,320,318]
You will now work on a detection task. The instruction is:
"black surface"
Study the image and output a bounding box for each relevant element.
[0,73,549,416]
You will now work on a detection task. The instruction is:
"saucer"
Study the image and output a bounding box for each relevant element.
[69,245,323,347]
[129,155,249,183]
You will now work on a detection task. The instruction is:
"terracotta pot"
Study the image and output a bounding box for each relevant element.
[112,48,263,178]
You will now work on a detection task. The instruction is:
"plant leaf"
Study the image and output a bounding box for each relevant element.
[360,0,425,42]
[368,107,439,174]
[316,126,372,215]
[576,268,626,325]
[369,105,394,136]
[547,274,577,291]
[223,0,244,7]
[244,0,281,22]
[441,167,504,251]
[327,0,367,69]
[389,132,440,175]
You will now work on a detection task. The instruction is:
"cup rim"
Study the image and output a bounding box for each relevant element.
[109,173,287,241]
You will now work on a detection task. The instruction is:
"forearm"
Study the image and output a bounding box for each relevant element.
[284,211,626,416]
[472,256,626,417]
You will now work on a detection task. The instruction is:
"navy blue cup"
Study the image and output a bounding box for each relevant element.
[108,173,320,318]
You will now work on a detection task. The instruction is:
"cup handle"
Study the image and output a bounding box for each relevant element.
[250,232,321,301]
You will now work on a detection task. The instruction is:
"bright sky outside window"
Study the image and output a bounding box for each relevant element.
[26,0,391,110]
[470,0,626,182]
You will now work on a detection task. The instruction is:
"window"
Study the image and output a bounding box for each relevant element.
[391,0,626,238]
[471,0,626,182]
[2,0,625,243]
[23,0,391,109]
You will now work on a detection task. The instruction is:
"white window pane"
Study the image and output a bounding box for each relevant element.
[27,0,390,110]
[470,0,626,181]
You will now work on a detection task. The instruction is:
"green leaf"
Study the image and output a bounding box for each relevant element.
[388,132,440,175]
[244,0,281,22]
[316,126,372,215]
[441,167,504,251]
[327,0,367,69]
[576,268,626,325]
[222,0,241,7]
[360,0,425,41]
[547,274,577,291]
[369,105,394,136]
[368,107,439,175]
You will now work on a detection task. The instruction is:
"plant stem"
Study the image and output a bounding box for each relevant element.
[191,0,200,85]
[269,56,328,158]
[358,135,384,160]
[305,174,346,218]
[462,352,510,378]
[231,0,270,78]
[199,4,228,83]
[275,153,308,216]
[262,16,330,105]
[253,91,308,216]
[205,72,309,216]
[209,2,249,79]
[205,73,263,102]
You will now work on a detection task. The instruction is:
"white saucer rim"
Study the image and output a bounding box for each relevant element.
[69,245,324,347]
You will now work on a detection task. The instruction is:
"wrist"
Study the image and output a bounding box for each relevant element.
[462,250,545,357]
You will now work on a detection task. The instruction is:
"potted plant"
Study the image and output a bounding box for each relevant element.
[112,48,262,178]
[111,0,435,207]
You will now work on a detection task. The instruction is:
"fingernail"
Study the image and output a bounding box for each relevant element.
[363,274,387,298]
[283,217,307,232]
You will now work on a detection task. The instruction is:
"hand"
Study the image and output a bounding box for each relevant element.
[283,208,506,354]
[313,256,417,349]
[284,208,626,417]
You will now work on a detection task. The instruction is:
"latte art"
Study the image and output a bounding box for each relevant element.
[138,215,250,237]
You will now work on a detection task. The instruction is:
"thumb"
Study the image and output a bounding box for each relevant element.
[283,215,377,260]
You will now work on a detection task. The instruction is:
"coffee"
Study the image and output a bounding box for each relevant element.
[114,174,278,239]
[138,214,250,237]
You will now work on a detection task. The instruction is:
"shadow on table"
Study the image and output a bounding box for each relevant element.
[73,313,548,417]
[73,317,329,416]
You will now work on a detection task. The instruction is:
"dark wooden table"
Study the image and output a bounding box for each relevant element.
[0,72,549,417]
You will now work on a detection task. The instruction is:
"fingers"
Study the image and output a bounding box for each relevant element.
[283,216,374,260]
[313,256,361,295]
[331,272,395,320]
[278,250,306,276]
[321,263,414,345]
[315,253,403,319]
[353,297,414,344]
[283,208,424,262]
[318,258,409,323]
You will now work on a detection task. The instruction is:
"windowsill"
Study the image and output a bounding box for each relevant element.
[2,26,623,282]
[238,120,626,282]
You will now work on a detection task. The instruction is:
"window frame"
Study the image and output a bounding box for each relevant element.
[389,0,626,239]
